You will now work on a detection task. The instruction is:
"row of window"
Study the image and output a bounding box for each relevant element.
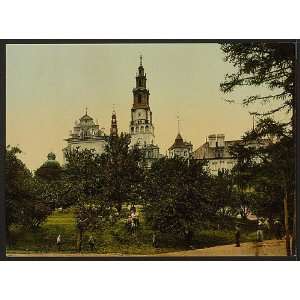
[131,126,150,133]
[211,161,234,165]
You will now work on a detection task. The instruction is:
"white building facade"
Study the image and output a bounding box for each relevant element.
[193,134,238,175]
[63,111,107,162]
[193,133,269,175]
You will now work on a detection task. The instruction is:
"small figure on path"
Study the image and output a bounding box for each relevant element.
[152,232,158,248]
[256,219,264,242]
[88,235,96,252]
[130,218,136,235]
[56,234,62,251]
[235,224,240,247]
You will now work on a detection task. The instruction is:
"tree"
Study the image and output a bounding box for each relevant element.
[211,170,237,225]
[101,133,145,213]
[220,42,295,120]
[220,42,296,255]
[74,197,115,252]
[64,147,104,199]
[229,140,258,220]
[63,147,107,251]
[143,157,214,245]
[5,146,52,235]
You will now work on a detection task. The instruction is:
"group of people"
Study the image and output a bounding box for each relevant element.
[235,218,283,247]
[56,206,140,252]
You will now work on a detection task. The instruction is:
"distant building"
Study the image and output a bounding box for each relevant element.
[63,109,107,162]
[129,56,160,168]
[193,134,236,175]
[193,133,269,175]
[168,133,193,159]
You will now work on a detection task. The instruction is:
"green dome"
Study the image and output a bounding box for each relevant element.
[47,152,56,160]
[44,152,61,167]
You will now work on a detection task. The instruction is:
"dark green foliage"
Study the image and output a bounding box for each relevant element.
[101,133,145,212]
[35,162,62,182]
[143,157,214,242]
[5,146,52,232]
[220,42,296,255]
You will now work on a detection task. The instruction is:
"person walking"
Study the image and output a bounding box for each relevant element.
[256,219,264,242]
[56,234,62,251]
[152,232,158,248]
[88,235,96,252]
[235,224,241,247]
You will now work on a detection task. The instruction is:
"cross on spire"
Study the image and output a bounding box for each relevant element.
[177,114,180,134]
[85,106,88,115]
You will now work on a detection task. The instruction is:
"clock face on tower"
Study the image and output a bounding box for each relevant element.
[136,109,145,119]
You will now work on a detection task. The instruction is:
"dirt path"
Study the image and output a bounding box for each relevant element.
[157,240,286,256]
[6,240,287,257]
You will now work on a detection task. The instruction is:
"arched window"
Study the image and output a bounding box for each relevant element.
[131,127,134,133]
[138,94,142,103]
[140,126,144,132]
[145,125,149,132]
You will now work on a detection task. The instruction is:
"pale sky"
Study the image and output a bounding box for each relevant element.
[6,43,289,171]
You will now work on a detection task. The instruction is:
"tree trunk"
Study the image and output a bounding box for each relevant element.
[292,192,296,255]
[116,202,122,215]
[77,229,83,252]
[283,189,291,256]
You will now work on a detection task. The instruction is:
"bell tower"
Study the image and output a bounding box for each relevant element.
[130,55,155,146]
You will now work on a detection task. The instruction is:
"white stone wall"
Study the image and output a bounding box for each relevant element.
[207,158,236,175]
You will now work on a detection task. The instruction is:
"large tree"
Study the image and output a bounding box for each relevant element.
[220,42,296,255]
[5,146,52,235]
[143,157,214,245]
[101,133,145,213]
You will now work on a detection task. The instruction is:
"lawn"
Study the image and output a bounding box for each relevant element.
[7,208,258,255]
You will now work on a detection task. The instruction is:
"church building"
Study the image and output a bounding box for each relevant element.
[63,109,108,162]
[129,56,160,167]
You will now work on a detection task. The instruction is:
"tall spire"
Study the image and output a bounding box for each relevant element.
[85,106,88,115]
[252,114,255,131]
[140,54,143,66]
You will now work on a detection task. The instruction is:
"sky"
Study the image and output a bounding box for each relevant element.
[6,43,289,171]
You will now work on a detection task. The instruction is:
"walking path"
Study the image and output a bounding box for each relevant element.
[7,240,287,257]
[157,240,286,256]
